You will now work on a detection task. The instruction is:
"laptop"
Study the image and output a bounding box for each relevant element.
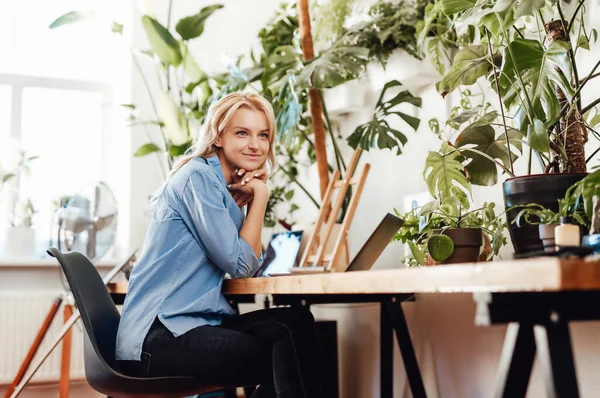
[261,213,404,277]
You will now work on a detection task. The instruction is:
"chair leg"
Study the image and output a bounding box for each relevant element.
[59,303,74,398]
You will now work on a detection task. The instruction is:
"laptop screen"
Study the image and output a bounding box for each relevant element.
[254,230,304,276]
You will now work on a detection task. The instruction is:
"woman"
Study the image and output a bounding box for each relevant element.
[116,93,322,398]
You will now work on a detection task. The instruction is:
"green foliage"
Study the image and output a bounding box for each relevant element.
[142,16,182,66]
[344,0,426,65]
[436,45,490,97]
[175,5,224,40]
[513,169,600,230]
[454,123,522,185]
[394,141,507,266]
[424,142,471,200]
[347,80,422,154]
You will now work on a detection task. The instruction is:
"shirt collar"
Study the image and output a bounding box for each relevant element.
[205,154,227,185]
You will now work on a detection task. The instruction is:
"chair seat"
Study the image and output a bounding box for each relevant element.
[47,248,221,398]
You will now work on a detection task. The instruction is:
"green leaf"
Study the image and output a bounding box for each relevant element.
[121,104,136,110]
[142,15,182,66]
[577,34,590,50]
[262,46,303,91]
[592,29,598,44]
[589,114,600,129]
[428,234,454,262]
[437,45,490,97]
[157,91,189,145]
[424,142,471,200]
[49,11,97,28]
[175,5,223,40]
[134,143,161,157]
[526,119,550,153]
[514,0,545,18]
[455,124,522,185]
[451,186,470,208]
[407,240,425,266]
[447,107,481,125]
[168,142,192,157]
[442,0,476,15]
[2,173,15,183]
[347,80,421,154]
[501,39,573,125]
[297,46,369,89]
[179,42,205,82]
[284,190,294,200]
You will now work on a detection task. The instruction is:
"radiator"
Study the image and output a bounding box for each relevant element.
[0,292,85,384]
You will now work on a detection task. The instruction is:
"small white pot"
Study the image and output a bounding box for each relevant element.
[4,226,36,258]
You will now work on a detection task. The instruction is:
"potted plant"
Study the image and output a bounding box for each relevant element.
[393,142,507,266]
[419,0,600,253]
[513,168,600,251]
[0,151,39,257]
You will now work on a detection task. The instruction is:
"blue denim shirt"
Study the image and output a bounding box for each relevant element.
[115,155,263,361]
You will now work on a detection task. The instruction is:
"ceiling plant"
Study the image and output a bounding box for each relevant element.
[419,0,600,253]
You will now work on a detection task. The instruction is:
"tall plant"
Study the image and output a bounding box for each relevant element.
[421,0,600,179]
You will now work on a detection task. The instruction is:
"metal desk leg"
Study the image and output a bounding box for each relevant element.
[493,323,536,398]
[534,321,579,398]
[380,301,394,398]
[386,298,427,398]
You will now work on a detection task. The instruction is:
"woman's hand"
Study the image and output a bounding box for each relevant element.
[228,169,269,207]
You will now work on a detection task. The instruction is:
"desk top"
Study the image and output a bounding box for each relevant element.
[108,257,600,295]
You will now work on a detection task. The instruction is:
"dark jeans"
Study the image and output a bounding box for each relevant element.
[119,307,323,398]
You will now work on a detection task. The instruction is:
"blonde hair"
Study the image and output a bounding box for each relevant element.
[164,92,277,188]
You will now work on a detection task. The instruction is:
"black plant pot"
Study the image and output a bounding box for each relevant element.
[503,173,587,254]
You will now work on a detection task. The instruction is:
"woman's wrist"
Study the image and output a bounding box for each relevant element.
[251,183,270,199]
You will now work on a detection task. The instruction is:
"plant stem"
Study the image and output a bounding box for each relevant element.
[280,166,320,208]
[557,1,581,110]
[498,14,535,127]
[580,72,600,85]
[571,59,600,106]
[528,147,533,174]
[486,28,514,176]
[459,148,516,177]
[567,0,586,36]
[318,90,346,173]
[582,97,600,115]
[132,52,172,170]
[586,145,600,163]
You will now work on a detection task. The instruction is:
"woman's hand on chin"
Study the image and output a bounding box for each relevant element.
[228,168,268,207]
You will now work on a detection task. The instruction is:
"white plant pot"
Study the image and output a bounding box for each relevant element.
[4,226,36,258]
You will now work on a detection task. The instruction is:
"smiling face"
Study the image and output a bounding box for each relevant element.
[215,107,271,173]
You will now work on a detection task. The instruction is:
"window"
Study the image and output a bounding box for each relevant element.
[0,1,131,258]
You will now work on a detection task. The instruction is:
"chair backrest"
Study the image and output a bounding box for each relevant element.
[47,248,121,370]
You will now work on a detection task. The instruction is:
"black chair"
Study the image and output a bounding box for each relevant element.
[47,248,220,398]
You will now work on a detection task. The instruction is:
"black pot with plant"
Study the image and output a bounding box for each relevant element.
[424,0,600,255]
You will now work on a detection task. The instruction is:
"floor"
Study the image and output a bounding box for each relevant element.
[0,381,103,397]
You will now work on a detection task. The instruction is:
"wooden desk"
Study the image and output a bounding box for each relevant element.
[109,258,600,398]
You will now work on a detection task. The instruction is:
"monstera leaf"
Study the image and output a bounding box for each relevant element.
[142,16,182,66]
[175,5,223,40]
[424,142,471,200]
[262,45,303,92]
[347,80,421,154]
[437,45,490,97]
[501,39,573,128]
[455,124,522,185]
[297,46,369,89]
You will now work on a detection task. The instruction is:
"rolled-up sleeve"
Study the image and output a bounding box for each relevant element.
[180,171,262,278]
